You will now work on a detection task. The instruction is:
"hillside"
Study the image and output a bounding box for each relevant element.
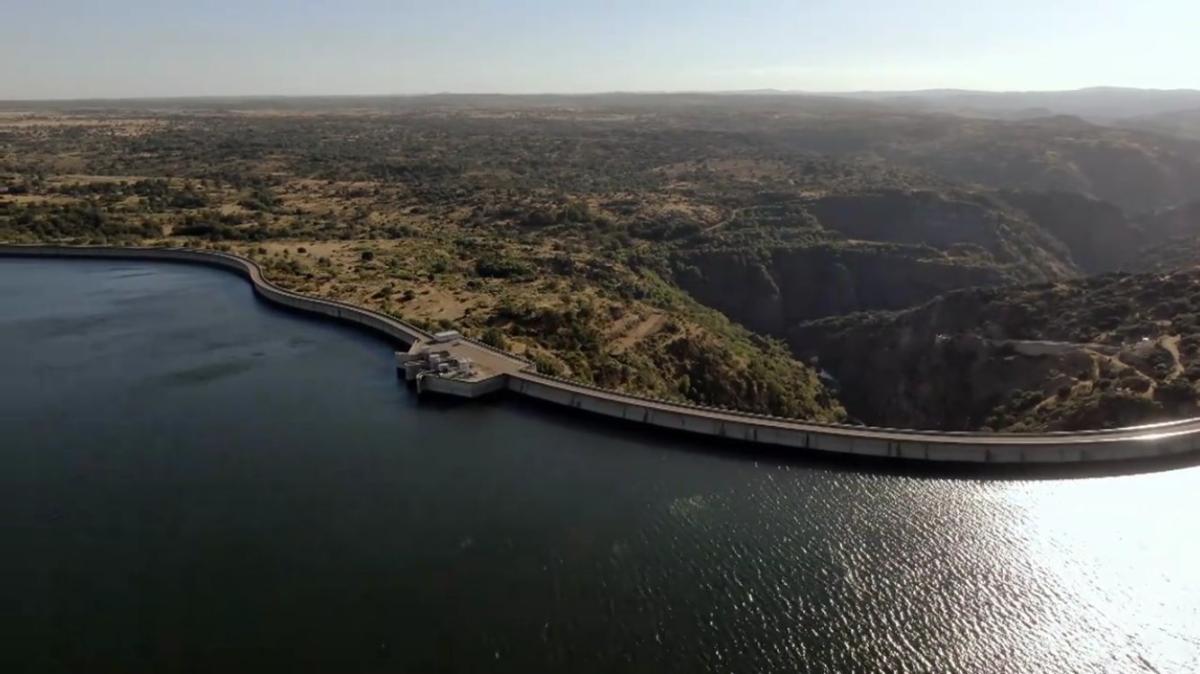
[791,271,1200,431]
[1121,107,1200,141]
[668,187,1191,340]
[871,116,1200,215]
[833,87,1200,122]
[672,242,1008,335]
[2,95,1199,430]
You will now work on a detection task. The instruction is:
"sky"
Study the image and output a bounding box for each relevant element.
[3,0,1198,99]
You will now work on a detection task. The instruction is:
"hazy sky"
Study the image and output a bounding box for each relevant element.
[3,0,1198,99]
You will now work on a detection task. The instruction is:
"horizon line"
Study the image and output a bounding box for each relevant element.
[4,85,1200,105]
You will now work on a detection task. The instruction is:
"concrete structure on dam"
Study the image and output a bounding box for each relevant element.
[5,243,1200,466]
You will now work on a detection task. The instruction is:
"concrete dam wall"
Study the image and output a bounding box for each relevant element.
[507,372,1200,464]
[5,244,1200,466]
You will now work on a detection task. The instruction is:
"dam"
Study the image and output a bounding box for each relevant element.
[4,243,1200,465]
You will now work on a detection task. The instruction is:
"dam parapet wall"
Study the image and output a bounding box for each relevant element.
[505,372,1200,464]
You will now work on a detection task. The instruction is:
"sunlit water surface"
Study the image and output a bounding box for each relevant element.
[2,259,1197,673]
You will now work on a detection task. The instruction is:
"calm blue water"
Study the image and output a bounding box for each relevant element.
[2,258,1198,673]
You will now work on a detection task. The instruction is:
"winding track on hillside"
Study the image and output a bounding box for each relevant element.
[4,243,1200,466]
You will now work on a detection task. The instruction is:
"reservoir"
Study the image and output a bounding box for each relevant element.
[2,258,1198,673]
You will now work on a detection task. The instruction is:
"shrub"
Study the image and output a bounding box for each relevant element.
[475,255,532,279]
[169,190,209,209]
[1119,376,1151,393]
[481,327,507,350]
[173,221,241,240]
[532,352,564,376]
[1157,379,1198,407]
[521,209,557,228]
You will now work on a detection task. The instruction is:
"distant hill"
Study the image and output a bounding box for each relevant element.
[1121,107,1200,141]
[8,87,1200,126]
[829,87,1200,123]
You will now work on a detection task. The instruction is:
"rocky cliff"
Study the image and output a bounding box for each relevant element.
[996,190,1147,273]
[790,271,1200,431]
[672,242,1008,335]
[807,189,1076,279]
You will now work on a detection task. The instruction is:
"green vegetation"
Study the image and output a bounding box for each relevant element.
[2,95,1198,428]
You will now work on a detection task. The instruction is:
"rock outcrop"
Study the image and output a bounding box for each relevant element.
[672,243,1008,335]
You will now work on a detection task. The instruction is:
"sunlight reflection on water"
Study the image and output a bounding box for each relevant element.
[1000,471,1200,672]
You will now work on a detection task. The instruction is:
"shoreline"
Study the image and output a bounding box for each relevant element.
[5,243,1200,466]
